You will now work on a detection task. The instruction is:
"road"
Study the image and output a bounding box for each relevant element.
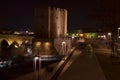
[94,41,120,80]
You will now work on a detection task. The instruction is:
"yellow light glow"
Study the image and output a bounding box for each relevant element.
[14,45,18,48]
[17,40,23,45]
[84,33,92,39]
[44,42,50,46]
[35,42,41,47]
[44,42,50,50]
[79,33,83,37]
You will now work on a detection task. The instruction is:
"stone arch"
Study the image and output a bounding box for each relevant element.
[0,39,10,57]
[9,41,19,48]
[1,39,9,50]
[8,41,19,55]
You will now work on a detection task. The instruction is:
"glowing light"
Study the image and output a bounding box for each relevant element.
[14,31,20,34]
[34,57,39,60]
[25,40,29,43]
[14,45,18,48]
[72,36,74,39]
[62,41,66,55]
[35,42,41,47]
[44,42,50,46]
[85,33,91,38]
[44,42,51,50]
[79,33,83,37]
[103,35,106,38]
[118,27,120,30]
[119,36,120,38]
[26,30,28,33]
[91,33,97,39]
[108,32,111,36]
[118,27,120,41]
[62,41,66,45]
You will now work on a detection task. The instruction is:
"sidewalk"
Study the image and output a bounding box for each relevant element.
[58,44,106,80]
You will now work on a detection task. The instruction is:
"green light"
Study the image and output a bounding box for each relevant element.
[91,33,97,39]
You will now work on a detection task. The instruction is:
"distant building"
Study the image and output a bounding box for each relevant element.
[34,6,68,39]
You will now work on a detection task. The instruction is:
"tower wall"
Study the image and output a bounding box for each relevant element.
[34,7,49,38]
[34,6,68,39]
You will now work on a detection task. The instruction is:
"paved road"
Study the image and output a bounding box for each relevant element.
[94,46,120,80]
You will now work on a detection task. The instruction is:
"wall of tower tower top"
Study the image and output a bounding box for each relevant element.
[48,6,67,12]
[34,6,68,38]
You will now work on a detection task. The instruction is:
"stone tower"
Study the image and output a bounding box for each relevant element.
[34,6,68,39]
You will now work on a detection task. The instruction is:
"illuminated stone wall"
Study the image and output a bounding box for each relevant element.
[34,7,68,38]
[0,35,33,45]
[0,34,34,56]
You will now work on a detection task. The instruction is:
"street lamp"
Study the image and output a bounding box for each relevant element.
[108,32,111,41]
[117,27,120,41]
[62,41,66,55]
[107,32,112,48]
[33,56,41,80]
[38,57,41,80]
[33,56,38,80]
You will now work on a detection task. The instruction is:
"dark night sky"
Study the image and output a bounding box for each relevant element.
[0,0,120,31]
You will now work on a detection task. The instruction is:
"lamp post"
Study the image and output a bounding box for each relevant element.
[108,32,111,41]
[33,56,41,80]
[33,56,39,80]
[62,41,66,55]
[117,27,120,41]
[38,56,41,80]
[107,32,111,48]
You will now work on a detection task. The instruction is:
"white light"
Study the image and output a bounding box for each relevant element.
[98,35,100,38]
[14,45,18,48]
[118,27,120,30]
[25,40,29,43]
[72,36,74,39]
[62,41,66,45]
[119,36,120,38]
[103,35,106,38]
[26,30,28,33]
[108,32,111,36]
[34,57,39,60]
